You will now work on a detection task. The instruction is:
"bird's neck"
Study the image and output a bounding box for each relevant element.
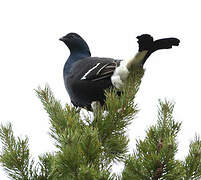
[70,49,91,58]
[64,50,91,74]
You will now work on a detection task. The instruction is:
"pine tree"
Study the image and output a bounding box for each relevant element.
[0,66,201,179]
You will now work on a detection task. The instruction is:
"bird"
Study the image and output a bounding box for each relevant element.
[60,33,180,110]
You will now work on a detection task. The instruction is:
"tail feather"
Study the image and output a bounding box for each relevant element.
[137,34,180,65]
[152,38,180,51]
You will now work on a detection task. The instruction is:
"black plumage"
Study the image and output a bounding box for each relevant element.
[60,33,180,110]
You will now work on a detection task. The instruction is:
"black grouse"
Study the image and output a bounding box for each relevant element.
[60,33,180,110]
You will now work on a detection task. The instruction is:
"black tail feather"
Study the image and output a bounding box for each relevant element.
[137,34,180,65]
[152,38,180,51]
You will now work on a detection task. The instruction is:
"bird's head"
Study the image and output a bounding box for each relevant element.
[59,33,91,55]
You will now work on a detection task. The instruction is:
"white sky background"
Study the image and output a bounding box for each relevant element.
[0,0,201,179]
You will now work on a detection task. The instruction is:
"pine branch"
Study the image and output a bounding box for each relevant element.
[36,86,112,179]
[31,153,55,180]
[0,124,54,180]
[0,123,31,180]
[35,86,82,148]
[184,135,201,179]
[122,100,185,179]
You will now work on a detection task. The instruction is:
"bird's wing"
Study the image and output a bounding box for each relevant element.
[80,57,121,82]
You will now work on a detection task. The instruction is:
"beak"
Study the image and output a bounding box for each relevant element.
[59,37,65,42]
